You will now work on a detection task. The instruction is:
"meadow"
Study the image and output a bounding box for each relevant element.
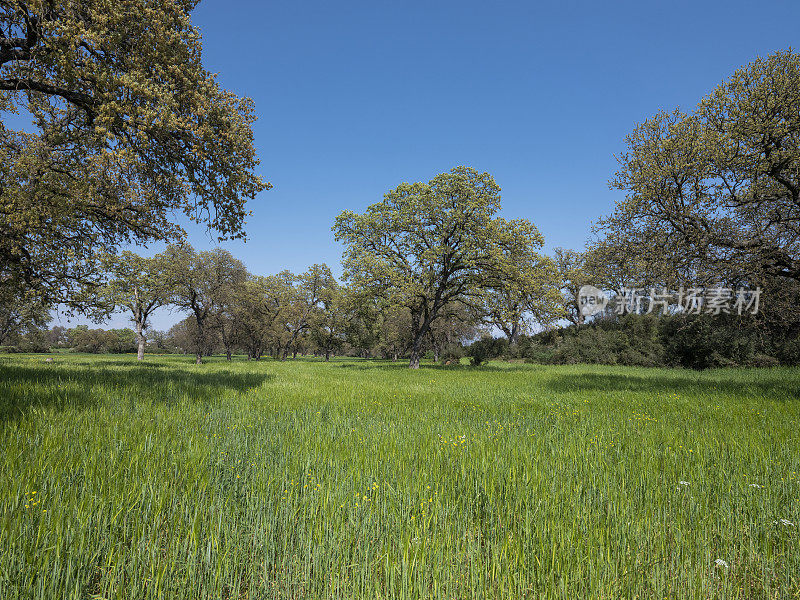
[0,354,798,599]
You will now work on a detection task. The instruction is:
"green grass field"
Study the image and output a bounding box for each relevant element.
[0,354,798,599]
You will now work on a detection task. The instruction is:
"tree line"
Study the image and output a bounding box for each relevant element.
[1,0,798,369]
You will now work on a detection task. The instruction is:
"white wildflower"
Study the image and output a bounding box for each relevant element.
[773,519,794,527]
[748,483,763,488]
[714,559,729,568]
[678,481,690,486]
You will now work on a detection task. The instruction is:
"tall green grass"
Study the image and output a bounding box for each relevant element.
[0,354,798,599]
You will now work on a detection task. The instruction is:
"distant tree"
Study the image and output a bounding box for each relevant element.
[311,279,347,361]
[280,264,334,360]
[165,319,193,355]
[46,325,69,349]
[482,253,562,344]
[342,293,381,359]
[148,329,170,353]
[167,245,247,364]
[207,264,248,362]
[600,49,800,284]
[166,317,219,358]
[232,274,292,360]
[375,303,412,361]
[104,328,138,354]
[553,248,592,326]
[0,0,268,305]
[67,325,105,353]
[427,302,478,362]
[335,166,552,368]
[99,251,172,360]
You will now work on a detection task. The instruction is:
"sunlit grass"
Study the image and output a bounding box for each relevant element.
[0,354,798,599]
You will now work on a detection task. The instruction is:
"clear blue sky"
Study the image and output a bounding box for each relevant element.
[60,0,800,330]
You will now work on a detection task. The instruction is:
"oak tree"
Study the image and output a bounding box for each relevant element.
[600,49,800,285]
[99,250,172,361]
[0,0,268,303]
[166,244,246,364]
[334,166,552,369]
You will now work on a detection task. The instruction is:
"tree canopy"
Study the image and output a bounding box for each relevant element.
[99,250,172,360]
[334,166,553,368]
[599,49,800,285]
[0,0,268,303]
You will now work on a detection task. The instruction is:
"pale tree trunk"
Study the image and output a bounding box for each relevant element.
[135,322,146,361]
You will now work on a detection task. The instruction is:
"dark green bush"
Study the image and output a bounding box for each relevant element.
[467,336,508,366]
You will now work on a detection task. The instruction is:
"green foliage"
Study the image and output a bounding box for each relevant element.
[166,244,248,363]
[98,250,174,360]
[64,325,137,354]
[599,49,800,285]
[517,312,798,369]
[0,285,50,346]
[334,166,554,368]
[466,335,508,366]
[0,0,268,304]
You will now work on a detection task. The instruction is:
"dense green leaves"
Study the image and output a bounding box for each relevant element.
[334,166,556,368]
[600,49,800,285]
[0,0,268,303]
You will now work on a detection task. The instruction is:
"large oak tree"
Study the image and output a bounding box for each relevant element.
[334,166,553,369]
[599,49,800,286]
[0,0,268,304]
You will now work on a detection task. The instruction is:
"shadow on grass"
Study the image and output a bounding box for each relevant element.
[333,361,543,372]
[545,372,800,399]
[0,362,272,423]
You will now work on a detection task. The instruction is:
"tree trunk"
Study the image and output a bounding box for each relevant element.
[193,310,206,364]
[325,350,330,361]
[408,310,432,369]
[433,345,440,363]
[409,329,425,369]
[135,322,146,361]
[409,346,421,369]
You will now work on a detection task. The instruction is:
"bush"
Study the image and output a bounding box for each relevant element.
[517,311,793,369]
[659,314,762,369]
[467,336,508,366]
[440,343,464,364]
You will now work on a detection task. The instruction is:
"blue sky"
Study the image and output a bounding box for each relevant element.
[57,0,800,330]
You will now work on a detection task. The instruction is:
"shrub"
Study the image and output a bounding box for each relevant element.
[467,336,508,366]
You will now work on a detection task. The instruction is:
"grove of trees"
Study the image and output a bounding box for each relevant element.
[2,33,800,369]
